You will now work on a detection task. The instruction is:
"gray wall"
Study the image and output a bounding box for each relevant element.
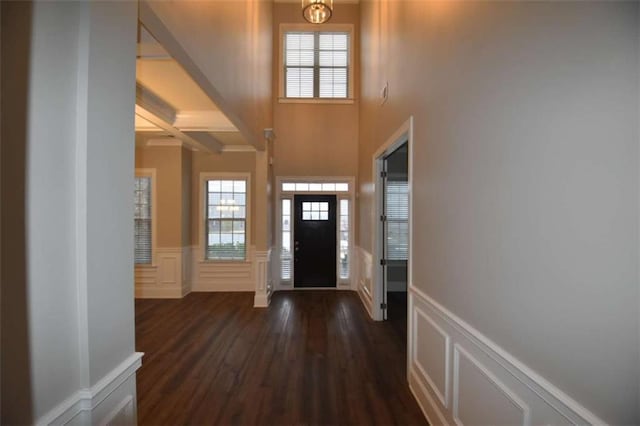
[359,1,639,423]
[1,1,138,421]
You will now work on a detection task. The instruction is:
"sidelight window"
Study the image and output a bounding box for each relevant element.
[281,199,292,280]
[339,199,350,279]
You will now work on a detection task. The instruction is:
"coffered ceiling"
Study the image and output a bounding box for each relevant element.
[135,25,251,153]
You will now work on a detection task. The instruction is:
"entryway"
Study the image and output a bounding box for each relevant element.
[294,194,337,288]
[276,178,355,291]
[373,117,413,324]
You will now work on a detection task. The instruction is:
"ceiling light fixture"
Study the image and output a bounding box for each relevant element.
[302,0,333,24]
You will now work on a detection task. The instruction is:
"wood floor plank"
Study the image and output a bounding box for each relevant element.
[135,291,428,425]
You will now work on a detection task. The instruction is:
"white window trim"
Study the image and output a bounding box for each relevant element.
[198,172,252,263]
[278,23,355,104]
[135,168,157,267]
[275,176,355,290]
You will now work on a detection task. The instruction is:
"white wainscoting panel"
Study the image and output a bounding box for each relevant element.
[182,246,191,295]
[191,245,256,292]
[453,344,530,426]
[408,284,606,426]
[135,247,186,298]
[355,246,374,319]
[253,249,272,307]
[37,353,142,425]
[413,307,450,408]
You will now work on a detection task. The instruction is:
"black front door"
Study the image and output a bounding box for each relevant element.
[294,195,337,288]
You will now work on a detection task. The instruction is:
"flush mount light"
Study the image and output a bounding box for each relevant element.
[302,0,333,24]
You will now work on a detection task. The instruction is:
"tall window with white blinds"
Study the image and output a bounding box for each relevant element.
[385,181,409,261]
[134,176,152,264]
[206,180,247,260]
[284,31,349,99]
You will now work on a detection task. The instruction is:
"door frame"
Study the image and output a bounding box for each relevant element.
[372,117,413,322]
[275,176,356,291]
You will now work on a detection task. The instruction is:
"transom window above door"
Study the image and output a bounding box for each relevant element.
[282,182,349,192]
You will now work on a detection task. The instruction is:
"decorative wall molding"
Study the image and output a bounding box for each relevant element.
[135,247,188,298]
[407,284,607,426]
[253,249,272,307]
[191,245,256,292]
[36,352,143,425]
[412,306,450,409]
[355,246,374,319]
[453,344,531,426]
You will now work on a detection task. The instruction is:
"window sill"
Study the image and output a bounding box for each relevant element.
[198,259,251,264]
[135,263,157,269]
[278,97,355,105]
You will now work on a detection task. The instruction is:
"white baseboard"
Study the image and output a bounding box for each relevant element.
[407,284,606,426]
[253,292,271,307]
[36,352,143,425]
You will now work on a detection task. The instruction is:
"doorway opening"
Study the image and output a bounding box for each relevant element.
[294,194,337,287]
[373,117,413,330]
[276,177,355,290]
[381,144,409,328]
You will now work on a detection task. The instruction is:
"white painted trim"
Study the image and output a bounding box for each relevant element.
[222,145,256,153]
[173,110,237,132]
[275,176,356,290]
[372,116,413,322]
[144,138,185,148]
[191,245,256,292]
[278,23,355,101]
[413,306,451,408]
[254,249,272,307]
[409,366,448,426]
[277,97,355,105]
[197,172,252,263]
[452,343,531,426]
[101,395,134,426]
[36,352,143,426]
[135,247,187,299]
[408,285,608,425]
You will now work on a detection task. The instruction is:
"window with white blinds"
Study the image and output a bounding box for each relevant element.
[206,180,247,260]
[134,176,152,264]
[385,181,409,261]
[284,31,349,99]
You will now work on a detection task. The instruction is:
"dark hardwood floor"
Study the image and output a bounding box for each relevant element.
[135,291,428,425]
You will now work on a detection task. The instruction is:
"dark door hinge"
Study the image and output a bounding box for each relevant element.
[381,303,387,309]
[380,171,388,178]
[380,258,387,266]
[380,215,387,222]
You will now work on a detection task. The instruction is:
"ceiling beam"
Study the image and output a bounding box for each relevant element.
[135,105,222,153]
[139,1,265,151]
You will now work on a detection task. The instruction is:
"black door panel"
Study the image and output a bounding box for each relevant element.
[294,195,337,288]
